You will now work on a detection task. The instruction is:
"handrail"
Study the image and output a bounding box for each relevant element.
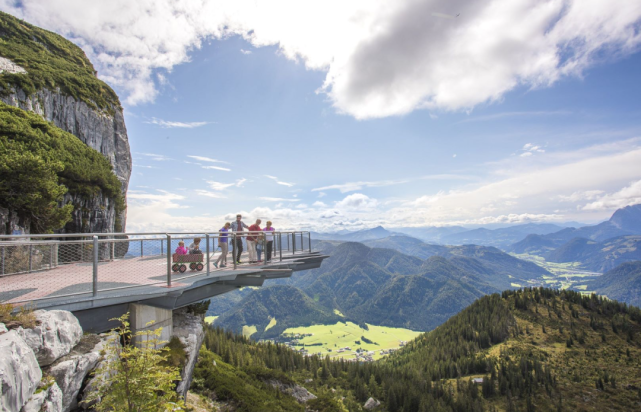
[0,230,315,305]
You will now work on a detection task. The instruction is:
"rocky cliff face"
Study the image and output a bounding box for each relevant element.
[1,87,132,233]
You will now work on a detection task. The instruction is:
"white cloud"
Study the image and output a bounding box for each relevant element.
[313,179,408,193]
[187,156,229,164]
[136,152,172,161]
[264,175,294,187]
[240,49,252,54]
[317,192,327,198]
[335,193,378,209]
[6,1,640,116]
[207,178,246,191]
[520,143,545,157]
[202,166,232,172]
[146,118,208,128]
[260,197,301,202]
[195,190,227,198]
[312,201,327,208]
[582,180,641,211]
[558,190,604,203]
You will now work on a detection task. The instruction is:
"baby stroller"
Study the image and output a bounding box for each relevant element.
[172,253,204,273]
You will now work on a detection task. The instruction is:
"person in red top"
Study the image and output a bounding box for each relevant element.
[247,219,262,263]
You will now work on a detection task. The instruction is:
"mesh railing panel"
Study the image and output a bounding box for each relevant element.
[0,231,312,305]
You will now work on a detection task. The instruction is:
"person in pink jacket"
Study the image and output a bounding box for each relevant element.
[175,241,188,255]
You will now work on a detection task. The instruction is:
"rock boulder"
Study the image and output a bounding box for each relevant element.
[0,330,42,412]
[20,382,63,412]
[17,310,83,367]
[364,397,381,410]
[172,309,205,398]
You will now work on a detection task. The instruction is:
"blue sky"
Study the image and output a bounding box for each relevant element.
[3,1,641,232]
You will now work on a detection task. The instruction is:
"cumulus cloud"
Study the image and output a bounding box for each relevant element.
[5,1,640,116]
[240,49,252,54]
[335,193,378,209]
[146,118,208,128]
[581,180,641,211]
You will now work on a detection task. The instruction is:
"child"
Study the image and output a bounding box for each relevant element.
[175,241,188,255]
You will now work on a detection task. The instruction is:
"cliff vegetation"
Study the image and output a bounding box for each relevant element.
[0,11,121,112]
[0,102,124,233]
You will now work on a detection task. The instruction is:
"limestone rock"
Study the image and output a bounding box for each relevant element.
[0,330,42,412]
[48,335,106,412]
[1,87,131,233]
[364,397,381,410]
[0,56,27,74]
[172,309,205,398]
[0,322,7,334]
[17,310,83,367]
[267,379,317,403]
[20,382,63,412]
[79,334,119,410]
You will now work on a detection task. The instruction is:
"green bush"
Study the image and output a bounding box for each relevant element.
[83,313,185,412]
[0,102,123,233]
[0,11,121,112]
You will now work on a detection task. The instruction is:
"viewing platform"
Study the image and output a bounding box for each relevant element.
[0,231,327,332]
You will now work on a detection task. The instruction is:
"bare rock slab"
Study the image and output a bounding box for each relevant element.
[0,330,42,412]
[17,310,83,367]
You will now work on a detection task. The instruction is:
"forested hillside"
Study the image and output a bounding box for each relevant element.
[589,261,641,307]
[195,288,641,411]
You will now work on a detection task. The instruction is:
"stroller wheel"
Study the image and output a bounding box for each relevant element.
[196,263,204,271]
[172,263,179,272]
[179,264,187,273]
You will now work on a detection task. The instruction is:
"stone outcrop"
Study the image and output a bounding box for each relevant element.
[20,382,63,412]
[48,335,106,411]
[364,397,381,410]
[0,330,42,411]
[16,310,83,367]
[0,86,132,234]
[267,379,317,403]
[172,309,205,398]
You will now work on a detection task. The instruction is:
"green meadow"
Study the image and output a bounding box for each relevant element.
[510,253,601,290]
[283,321,422,360]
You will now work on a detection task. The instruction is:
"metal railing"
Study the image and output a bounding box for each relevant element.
[0,230,312,305]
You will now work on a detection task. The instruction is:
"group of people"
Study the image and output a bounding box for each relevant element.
[220,214,276,267]
[173,214,276,268]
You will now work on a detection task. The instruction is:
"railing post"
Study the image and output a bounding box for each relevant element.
[279,233,283,262]
[292,232,296,255]
[1,246,5,275]
[233,232,237,270]
[166,234,172,287]
[140,239,144,257]
[110,236,115,261]
[308,232,311,253]
[92,236,98,296]
[161,239,164,256]
[28,244,33,273]
[206,234,210,275]
[50,244,53,269]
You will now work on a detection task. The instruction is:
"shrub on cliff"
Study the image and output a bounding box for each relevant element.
[84,313,185,412]
[0,102,123,233]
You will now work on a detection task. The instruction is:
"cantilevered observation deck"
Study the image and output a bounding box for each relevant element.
[0,231,327,332]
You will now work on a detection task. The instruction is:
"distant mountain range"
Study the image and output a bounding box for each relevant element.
[363,235,551,290]
[438,223,570,248]
[545,236,641,272]
[507,205,641,272]
[311,226,399,242]
[213,239,555,335]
